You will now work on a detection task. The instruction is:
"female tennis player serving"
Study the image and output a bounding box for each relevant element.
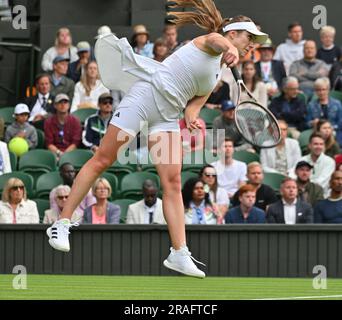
[47,0,268,278]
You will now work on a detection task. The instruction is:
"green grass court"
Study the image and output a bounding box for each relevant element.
[1,275,342,300]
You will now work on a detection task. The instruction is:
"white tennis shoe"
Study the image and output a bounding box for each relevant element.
[46,218,79,252]
[163,245,206,278]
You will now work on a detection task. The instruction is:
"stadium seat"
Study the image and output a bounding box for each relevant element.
[0,107,14,125]
[111,198,136,223]
[107,152,138,185]
[9,151,17,171]
[263,172,287,193]
[120,172,160,200]
[330,90,342,103]
[182,150,206,173]
[298,129,313,152]
[72,108,97,125]
[32,198,50,223]
[19,149,57,186]
[0,171,35,198]
[36,129,45,149]
[59,149,93,170]
[181,171,198,188]
[100,171,119,200]
[199,107,221,129]
[36,171,63,199]
[233,150,260,164]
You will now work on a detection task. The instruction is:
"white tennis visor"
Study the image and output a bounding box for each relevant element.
[222,22,268,44]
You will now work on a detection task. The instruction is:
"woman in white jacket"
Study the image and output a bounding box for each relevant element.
[70,61,110,112]
[260,120,301,175]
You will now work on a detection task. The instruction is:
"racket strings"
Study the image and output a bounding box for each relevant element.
[235,105,280,148]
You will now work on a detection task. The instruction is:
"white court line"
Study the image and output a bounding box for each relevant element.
[253,295,342,300]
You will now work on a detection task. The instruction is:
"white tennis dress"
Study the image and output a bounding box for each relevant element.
[95,34,222,135]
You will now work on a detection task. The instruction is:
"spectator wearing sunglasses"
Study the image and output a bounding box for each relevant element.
[182,178,219,225]
[0,178,39,223]
[199,165,229,224]
[43,185,81,224]
[82,93,114,152]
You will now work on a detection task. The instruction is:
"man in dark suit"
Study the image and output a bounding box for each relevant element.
[24,73,55,130]
[255,38,287,98]
[267,177,313,224]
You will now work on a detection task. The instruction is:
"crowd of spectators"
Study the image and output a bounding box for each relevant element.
[0,20,342,225]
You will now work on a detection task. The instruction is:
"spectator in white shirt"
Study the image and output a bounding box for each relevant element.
[211,138,247,198]
[266,177,313,224]
[260,120,302,175]
[41,27,78,72]
[274,22,305,74]
[70,61,110,113]
[199,164,229,224]
[0,178,39,223]
[290,133,335,197]
[25,73,55,129]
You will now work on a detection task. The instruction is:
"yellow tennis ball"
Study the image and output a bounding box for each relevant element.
[8,137,29,157]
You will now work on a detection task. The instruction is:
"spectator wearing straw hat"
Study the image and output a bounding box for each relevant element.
[131,24,154,58]
[255,38,287,98]
[5,103,38,150]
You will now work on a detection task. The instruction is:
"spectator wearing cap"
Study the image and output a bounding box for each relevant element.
[5,104,38,150]
[41,27,78,72]
[50,56,75,100]
[44,93,82,160]
[267,177,313,224]
[25,73,55,128]
[131,24,154,59]
[295,160,324,207]
[269,77,307,137]
[226,184,266,224]
[212,100,254,152]
[70,61,110,113]
[260,120,301,176]
[67,41,92,83]
[314,171,342,223]
[82,93,114,153]
[290,133,335,197]
[255,38,287,98]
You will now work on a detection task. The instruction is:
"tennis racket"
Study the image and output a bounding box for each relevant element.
[230,66,281,148]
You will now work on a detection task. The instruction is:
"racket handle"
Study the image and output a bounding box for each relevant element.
[230,66,242,81]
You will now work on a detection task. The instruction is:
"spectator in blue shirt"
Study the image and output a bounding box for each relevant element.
[225,184,266,224]
[306,77,342,144]
[131,24,154,59]
[314,171,342,223]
